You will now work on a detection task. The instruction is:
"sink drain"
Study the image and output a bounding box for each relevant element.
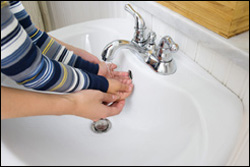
[91,118,112,133]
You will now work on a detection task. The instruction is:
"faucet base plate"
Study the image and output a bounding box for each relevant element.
[155,60,177,75]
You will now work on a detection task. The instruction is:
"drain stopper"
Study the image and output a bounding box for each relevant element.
[91,118,112,133]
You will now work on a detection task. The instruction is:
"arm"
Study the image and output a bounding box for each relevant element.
[1,2,108,93]
[9,1,100,74]
[1,86,125,121]
[1,86,68,119]
[3,1,133,98]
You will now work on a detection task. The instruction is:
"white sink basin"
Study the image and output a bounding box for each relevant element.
[1,18,244,166]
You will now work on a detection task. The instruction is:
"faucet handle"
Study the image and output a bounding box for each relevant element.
[156,36,179,62]
[158,36,179,53]
[124,4,137,16]
[125,4,145,30]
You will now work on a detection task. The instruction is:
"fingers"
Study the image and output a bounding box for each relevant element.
[119,82,131,92]
[106,63,129,80]
[113,71,130,80]
[101,93,120,104]
[120,79,133,93]
[106,100,125,117]
[107,79,132,94]
[106,63,117,76]
[121,78,132,85]
[110,63,117,70]
[117,83,134,100]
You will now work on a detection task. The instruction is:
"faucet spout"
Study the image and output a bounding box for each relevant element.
[101,39,160,72]
[101,40,147,62]
[101,40,130,62]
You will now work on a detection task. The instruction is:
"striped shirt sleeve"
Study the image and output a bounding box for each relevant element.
[1,2,109,93]
[8,1,100,75]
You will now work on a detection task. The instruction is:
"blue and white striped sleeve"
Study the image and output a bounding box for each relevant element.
[1,2,109,93]
[9,1,100,75]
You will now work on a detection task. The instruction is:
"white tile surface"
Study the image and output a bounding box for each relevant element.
[240,75,249,100]
[225,64,248,96]
[195,44,214,72]
[152,17,176,40]
[174,30,188,53]
[183,38,198,60]
[210,50,231,83]
[242,76,249,113]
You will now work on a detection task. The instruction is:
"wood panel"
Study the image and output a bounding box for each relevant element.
[157,1,249,38]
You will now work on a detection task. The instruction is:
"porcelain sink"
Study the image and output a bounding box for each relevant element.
[1,18,244,166]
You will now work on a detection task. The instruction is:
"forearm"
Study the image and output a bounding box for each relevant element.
[1,87,126,121]
[48,35,78,55]
[49,34,101,64]
[1,86,70,119]
[8,1,100,73]
[1,2,109,93]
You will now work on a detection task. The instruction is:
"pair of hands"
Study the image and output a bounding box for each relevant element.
[75,47,133,100]
[98,62,133,100]
[68,47,133,121]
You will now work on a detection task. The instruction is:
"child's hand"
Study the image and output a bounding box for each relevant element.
[66,89,125,121]
[98,62,130,80]
[98,61,133,100]
[107,79,133,100]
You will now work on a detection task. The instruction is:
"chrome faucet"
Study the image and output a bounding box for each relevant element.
[101,4,179,75]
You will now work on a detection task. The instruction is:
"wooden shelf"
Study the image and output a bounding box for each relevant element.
[157,1,249,38]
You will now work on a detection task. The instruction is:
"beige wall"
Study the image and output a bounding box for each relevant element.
[20,1,125,32]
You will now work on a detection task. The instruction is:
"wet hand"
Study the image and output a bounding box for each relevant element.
[98,62,130,80]
[67,90,125,121]
[107,78,133,100]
